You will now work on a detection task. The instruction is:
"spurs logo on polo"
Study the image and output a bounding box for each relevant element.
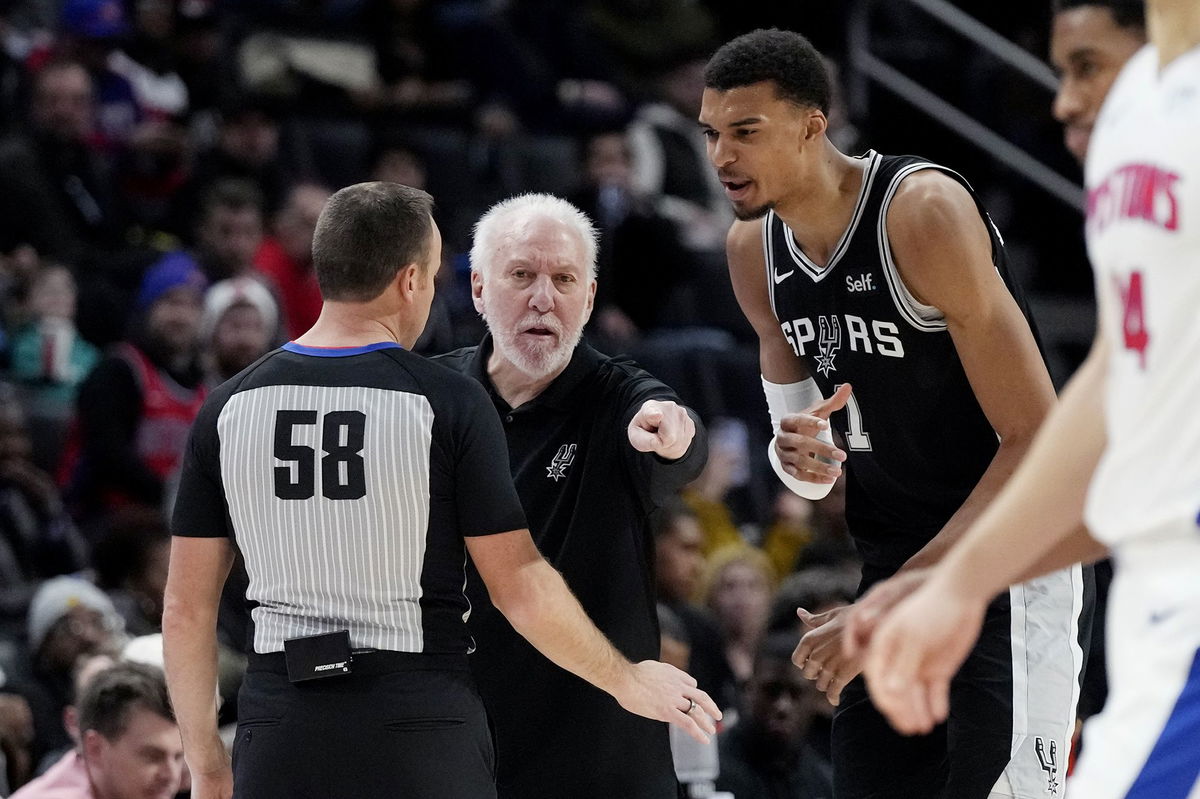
[546,443,577,481]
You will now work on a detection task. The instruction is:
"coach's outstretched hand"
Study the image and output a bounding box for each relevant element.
[628,400,696,461]
[863,576,988,735]
[793,604,861,706]
[614,660,722,744]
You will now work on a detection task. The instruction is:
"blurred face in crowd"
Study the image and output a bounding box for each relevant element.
[708,558,772,639]
[0,405,33,467]
[586,133,633,189]
[372,148,427,191]
[655,514,706,603]
[199,204,264,277]
[1051,6,1145,164]
[275,185,331,265]
[84,707,185,799]
[32,63,94,144]
[219,111,279,168]
[146,287,203,358]
[39,606,120,675]
[211,302,272,378]
[700,81,823,221]
[473,216,596,381]
[30,266,78,321]
[746,655,822,752]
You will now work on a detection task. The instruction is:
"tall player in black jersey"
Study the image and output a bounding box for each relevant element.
[699,30,1087,799]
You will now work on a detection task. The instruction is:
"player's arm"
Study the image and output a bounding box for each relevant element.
[726,220,848,493]
[887,171,1058,571]
[162,535,234,796]
[862,331,1110,734]
[466,531,720,742]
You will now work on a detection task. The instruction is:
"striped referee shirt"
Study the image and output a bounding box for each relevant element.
[171,341,526,655]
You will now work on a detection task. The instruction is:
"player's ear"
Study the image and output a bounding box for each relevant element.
[802,109,828,145]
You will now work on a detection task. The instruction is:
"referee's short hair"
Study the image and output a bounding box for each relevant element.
[312,181,435,302]
[704,29,831,115]
[78,661,175,741]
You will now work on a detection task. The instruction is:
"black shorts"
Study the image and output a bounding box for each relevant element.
[233,651,496,799]
[832,567,1090,799]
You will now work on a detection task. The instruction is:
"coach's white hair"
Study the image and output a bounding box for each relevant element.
[470,193,599,280]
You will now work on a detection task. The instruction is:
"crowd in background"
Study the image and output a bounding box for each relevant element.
[0,1,1091,796]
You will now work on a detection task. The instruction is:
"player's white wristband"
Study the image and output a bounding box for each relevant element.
[762,376,835,500]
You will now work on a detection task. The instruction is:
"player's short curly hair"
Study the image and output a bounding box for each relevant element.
[1052,0,1144,30]
[703,28,830,114]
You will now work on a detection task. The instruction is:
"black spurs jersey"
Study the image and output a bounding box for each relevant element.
[764,151,1041,571]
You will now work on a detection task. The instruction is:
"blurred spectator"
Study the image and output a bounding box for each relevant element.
[199,276,279,383]
[702,544,774,691]
[0,397,88,640]
[91,507,171,638]
[363,0,475,125]
[656,602,689,671]
[628,55,731,253]
[0,59,123,262]
[715,633,833,799]
[569,130,689,347]
[0,3,32,134]
[586,0,716,81]
[792,473,857,571]
[9,577,124,771]
[62,253,206,523]
[0,689,34,795]
[193,178,265,282]
[7,265,100,418]
[653,497,737,711]
[760,490,817,580]
[683,417,749,556]
[369,138,427,189]
[169,95,292,235]
[28,651,113,780]
[252,181,328,337]
[11,660,183,799]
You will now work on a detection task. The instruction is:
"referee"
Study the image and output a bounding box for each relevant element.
[161,182,720,799]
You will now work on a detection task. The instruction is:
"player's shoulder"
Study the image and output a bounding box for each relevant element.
[726,218,767,264]
[886,169,981,246]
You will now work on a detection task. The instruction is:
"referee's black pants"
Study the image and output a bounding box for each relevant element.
[233,651,496,798]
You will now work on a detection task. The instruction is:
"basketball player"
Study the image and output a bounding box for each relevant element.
[861,1,1200,796]
[699,29,1086,798]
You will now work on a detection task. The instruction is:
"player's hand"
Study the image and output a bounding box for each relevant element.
[776,384,852,484]
[862,579,987,735]
[628,400,696,461]
[843,569,932,659]
[188,763,233,799]
[614,660,722,744]
[792,604,861,706]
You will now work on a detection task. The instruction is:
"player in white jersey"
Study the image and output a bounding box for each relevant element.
[851,1,1200,797]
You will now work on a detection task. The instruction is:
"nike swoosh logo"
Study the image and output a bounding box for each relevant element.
[773,269,795,284]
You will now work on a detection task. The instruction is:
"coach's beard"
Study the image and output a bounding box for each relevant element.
[492,315,583,381]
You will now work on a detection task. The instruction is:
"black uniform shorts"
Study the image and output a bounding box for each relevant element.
[233,650,496,799]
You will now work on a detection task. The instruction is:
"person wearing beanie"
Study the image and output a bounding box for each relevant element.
[199,276,279,384]
[7,577,124,775]
[61,252,207,523]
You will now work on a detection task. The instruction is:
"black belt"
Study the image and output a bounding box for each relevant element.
[248,649,470,676]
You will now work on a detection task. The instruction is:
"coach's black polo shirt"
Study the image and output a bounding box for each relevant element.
[435,337,709,799]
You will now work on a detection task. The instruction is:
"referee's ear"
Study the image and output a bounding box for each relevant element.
[396,263,422,301]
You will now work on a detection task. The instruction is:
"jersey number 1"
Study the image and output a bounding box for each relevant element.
[274,410,367,500]
[1115,270,1149,369]
[835,384,872,452]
